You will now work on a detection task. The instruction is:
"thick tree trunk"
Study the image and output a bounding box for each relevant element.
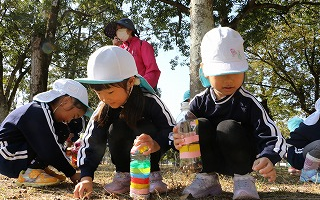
[0,49,8,121]
[29,0,60,100]
[0,92,9,122]
[30,35,49,101]
[189,0,214,98]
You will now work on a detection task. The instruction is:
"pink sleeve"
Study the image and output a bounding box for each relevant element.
[140,41,161,88]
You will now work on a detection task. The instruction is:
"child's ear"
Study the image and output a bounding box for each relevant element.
[62,96,73,106]
[128,76,135,87]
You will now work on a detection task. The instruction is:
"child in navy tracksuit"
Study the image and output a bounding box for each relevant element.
[0,78,92,187]
[287,98,320,183]
[173,27,287,199]
[73,46,175,199]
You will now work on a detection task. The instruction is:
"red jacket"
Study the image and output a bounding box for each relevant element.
[120,37,161,88]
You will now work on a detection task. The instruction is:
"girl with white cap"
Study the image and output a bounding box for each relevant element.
[73,46,175,199]
[0,78,92,187]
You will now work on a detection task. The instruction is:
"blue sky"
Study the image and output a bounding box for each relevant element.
[121,3,190,118]
[156,49,190,118]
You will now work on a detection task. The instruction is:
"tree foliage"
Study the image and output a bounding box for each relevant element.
[0,0,320,127]
[245,3,320,124]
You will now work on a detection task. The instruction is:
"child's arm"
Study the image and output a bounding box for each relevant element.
[252,157,276,182]
[20,105,76,177]
[145,94,175,152]
[77,119,108,179]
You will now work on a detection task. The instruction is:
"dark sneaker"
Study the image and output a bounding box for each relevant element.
[104,172,130,194]
[16,168,60,187]
[182,173,222,198]
[233,174,259,199]
[149,171,167,193]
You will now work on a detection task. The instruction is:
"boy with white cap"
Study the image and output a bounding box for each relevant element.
[173,27,287,199]
[73,46,175,199]
[0,78,92,187]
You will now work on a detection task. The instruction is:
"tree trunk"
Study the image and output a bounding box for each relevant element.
[189,0,214,98]
[30,35,47,101]
[0,48,9,121]
[29,0,60,101]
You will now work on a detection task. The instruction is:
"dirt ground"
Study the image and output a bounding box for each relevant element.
[0,164,319,200]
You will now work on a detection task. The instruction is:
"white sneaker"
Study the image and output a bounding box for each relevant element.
[233,174,259,199]
[182,173,222,198]
[103,172,130,194]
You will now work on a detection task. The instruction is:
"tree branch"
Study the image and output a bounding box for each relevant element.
[158,0,189,14]
[230,1,320,29]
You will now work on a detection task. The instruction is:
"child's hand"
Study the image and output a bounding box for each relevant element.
[252,157,276,182]
[134,134,160,155]
[73,176,93,199]
[172,126,184,150]
[72,139,82,153]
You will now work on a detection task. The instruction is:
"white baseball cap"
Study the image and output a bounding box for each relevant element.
[33,78,93,117]
[75,46,155,94]
[201,26,248,76]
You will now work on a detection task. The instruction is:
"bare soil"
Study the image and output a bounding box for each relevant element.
[0,164,319,200]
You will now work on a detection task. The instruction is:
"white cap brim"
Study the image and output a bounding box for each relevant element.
[202,60,248,76]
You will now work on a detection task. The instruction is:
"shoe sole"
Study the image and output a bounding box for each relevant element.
[233,194,260,200]
[183,185,222,198]
[150,187,168,194]
[103,186,130,194]
[16,180,60,187]
[233,191,260,199]
[300,178,320,183]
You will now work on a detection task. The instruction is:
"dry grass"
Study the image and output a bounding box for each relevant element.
[1,163,320,200]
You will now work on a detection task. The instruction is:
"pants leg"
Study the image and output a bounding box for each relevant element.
[303,140,320,159]
[198,119,256,176]
[216,120,257,175]
[0,142,37,178]
[108,118,161,172]
[197,118,218,173]
[28,157,48,169]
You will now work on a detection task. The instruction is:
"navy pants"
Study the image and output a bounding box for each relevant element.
[303,140,320,158]
[108,119,161,172]
[198,118,257,176]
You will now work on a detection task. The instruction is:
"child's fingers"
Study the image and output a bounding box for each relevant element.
[258,161,274,174]
[252,157,276,182]
[173,136,185,150]
[261,168,276,182]
[252,159,263,171]
[134,134,152,146]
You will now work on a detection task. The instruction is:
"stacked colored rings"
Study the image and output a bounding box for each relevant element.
[130,159,150,197]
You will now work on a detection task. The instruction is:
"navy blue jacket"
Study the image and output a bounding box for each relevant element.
[77,92,175,179]
[0,101,76,178]
[190,86,287,165]
[286,120,320,169]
